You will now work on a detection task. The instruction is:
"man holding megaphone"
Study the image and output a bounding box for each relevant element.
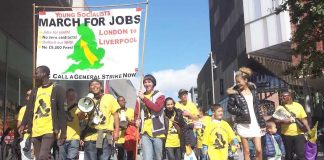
[80,79,120,160]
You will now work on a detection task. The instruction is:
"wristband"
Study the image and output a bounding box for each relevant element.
[233,138,239,145]
[202,145,208,152]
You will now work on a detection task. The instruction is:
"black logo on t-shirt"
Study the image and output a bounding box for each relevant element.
[35,99,51,119]
[214,132,226,149]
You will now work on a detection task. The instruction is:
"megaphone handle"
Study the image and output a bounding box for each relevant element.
[94,105,100,114]
[94,96,104,113]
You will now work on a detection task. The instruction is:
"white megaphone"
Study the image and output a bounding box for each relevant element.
[78,93,95,113]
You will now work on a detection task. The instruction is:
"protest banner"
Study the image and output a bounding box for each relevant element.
[36,8,142,80]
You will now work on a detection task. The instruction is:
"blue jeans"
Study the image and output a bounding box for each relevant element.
[59,140,80,160]
[194,148,207,160]
[84,139,112,160]
[141,134,163,160]
[200,148,207,160]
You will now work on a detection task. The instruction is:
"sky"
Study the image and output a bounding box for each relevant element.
[86,0,211,98]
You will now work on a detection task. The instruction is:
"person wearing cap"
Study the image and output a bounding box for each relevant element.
[175,89,199,156]
[134,74,166,160]
[82,79,120,160]
[176,89,199,123]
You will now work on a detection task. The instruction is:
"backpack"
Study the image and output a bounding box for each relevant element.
[123,125,139,152]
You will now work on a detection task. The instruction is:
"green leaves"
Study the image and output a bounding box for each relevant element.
[276,0,324,78]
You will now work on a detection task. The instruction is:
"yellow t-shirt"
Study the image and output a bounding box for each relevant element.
[116,108,134,144]
[281,102,307,136]
[84,94,120,141]
[17,106,30,139]
[202,120,236,160]
[66,107,81,140]
[165,116,180,148]
[32,85,54,137]
[141,92,165,138]
[196,116,212,148]
[175,101,198,124]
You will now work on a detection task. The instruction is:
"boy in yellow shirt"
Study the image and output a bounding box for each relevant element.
[202,104,239,160]
[115,96,134,160]
[195,107,211,160]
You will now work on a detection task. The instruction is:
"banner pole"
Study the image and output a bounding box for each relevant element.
[2,33,9,135]
[36,2,147,9]
[32,3,36,87]
[135,0,149,159]
[139,2,149,88]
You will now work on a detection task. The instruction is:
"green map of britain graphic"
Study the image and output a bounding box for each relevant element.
[64,24,105,73]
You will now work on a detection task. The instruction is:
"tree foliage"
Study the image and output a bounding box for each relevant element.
[276,0,324,78]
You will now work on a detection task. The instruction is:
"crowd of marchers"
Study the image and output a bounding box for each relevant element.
[13,65,322,160]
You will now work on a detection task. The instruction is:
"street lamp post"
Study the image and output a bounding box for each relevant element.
[210,52,217,104]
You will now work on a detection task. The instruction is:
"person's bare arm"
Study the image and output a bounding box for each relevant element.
[17,120,24,136]
[77,112,86,120]
[113,111,120,140]
[263,115,272,121]
[182,110,198,121]
[273,118,292,124]
[301,118,310,132]
[17,121,22,129]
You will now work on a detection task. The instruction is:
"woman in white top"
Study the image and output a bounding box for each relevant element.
[227,67,266,160]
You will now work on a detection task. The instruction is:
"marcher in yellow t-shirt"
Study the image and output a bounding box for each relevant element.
[202,104,239,160]
[115,96,134,160]
[59,88,84,160]
[165,97,181,160]
[17,90,33,160]
[83,79,120,160]
[175,89,199,124]
[19,66,66,160]
[280,102,308,136]
[175,89,199,155]
[32,84,54,137]
[134,74,166,160]
[276,92,310,160]
[195,107,211,160]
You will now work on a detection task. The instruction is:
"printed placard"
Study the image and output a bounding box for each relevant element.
[36,8,142,80]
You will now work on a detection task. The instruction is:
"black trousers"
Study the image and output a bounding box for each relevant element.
[32,133,55,160]
[282,134,306,160]
[166,147,181,160]
[116,143,134,160]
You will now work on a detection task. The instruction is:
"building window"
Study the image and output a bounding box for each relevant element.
[220,79,224,95]
[207,90,212,107]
